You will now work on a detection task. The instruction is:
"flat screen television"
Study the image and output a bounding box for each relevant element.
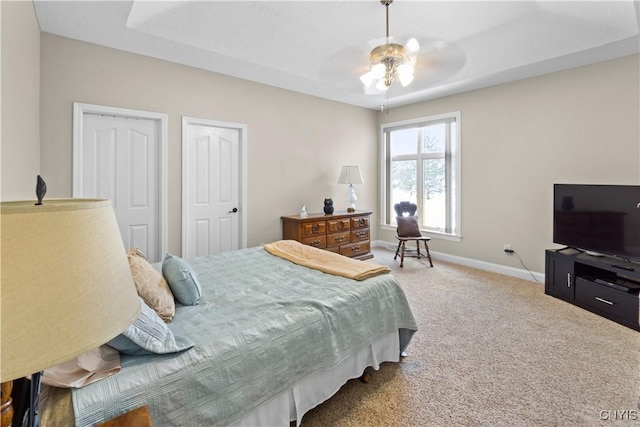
[553,184,640,262]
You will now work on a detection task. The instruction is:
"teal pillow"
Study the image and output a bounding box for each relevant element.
[162,253,202,305]
[108,298,194,355]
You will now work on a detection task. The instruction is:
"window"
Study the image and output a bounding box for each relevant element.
[381,112,461,240]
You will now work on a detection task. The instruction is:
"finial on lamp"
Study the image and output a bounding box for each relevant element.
[35,175,47,206]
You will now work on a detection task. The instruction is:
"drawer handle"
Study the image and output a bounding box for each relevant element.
[312,224,319,233]
[356,231,366,238]
[595,296,614,306]
[358,219,365,226]
[351,245,360,252]
[310,240,320,247]
[334,236,345,242]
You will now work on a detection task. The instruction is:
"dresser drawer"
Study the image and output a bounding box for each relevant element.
[302,221,326,237]
[327,218,350,233]
[327,231,350,248]
[302,235,326,249]
[339,241,370,258]
[575,277,638,322]
[351,216,369,229]
[351,228,369,242]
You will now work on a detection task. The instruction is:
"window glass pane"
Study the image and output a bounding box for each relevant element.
[423,123,446,152]
[423,159,446,230]
[391,160,417,219]
[390,128,419,156]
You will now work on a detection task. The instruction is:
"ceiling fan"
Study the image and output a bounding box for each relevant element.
[360,0,419,92]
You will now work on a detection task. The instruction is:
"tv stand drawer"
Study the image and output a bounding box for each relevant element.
[575,277,638,323]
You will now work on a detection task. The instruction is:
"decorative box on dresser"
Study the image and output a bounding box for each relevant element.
[281,210,373,260]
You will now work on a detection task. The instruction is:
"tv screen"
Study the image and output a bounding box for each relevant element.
[553,184,640,262]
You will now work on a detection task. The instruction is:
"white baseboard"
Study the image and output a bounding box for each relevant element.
[371,240,545,283]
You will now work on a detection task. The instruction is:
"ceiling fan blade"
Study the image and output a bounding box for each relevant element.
[411,40,466,85]
[404,37,420,53]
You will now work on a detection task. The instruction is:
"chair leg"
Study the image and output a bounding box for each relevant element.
[394,240,402,260]
[400,241,406,267]
[424,241,434,267]
[416,240,421,259]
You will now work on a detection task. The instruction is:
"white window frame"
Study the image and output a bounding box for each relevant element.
[379,111,462,242]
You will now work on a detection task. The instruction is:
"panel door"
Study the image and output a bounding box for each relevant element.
[183,120,241,258]
[80,113,160,261]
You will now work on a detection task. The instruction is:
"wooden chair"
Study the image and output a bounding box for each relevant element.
[393,202,433,268]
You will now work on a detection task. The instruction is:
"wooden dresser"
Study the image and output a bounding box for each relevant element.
[281,210,373,260]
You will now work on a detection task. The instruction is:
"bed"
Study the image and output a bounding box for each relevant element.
[39,242,418,426]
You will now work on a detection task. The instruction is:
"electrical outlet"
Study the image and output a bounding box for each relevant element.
[504,244,511,251]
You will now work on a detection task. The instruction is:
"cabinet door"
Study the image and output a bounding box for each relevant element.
[545,251,574,301]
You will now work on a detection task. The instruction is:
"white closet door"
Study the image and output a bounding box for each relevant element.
[80,113,160,261]
[183,118,243,258]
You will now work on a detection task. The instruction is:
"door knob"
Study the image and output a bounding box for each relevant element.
[228,207,238,214]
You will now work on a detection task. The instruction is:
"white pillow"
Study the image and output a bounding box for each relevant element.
[127,249,176,322]
[109,298,194,355]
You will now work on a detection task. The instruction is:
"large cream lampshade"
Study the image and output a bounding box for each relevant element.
[1,199,141,426]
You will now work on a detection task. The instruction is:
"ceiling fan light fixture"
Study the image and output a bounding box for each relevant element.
[375,79,390,91]
[371,63,386,79]
[360,71,376,87]
[399,71,414,87]
[360,0,418,92]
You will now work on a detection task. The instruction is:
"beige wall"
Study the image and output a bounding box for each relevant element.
[378,54,640,273]
[8,15,639,273]
[39,34,378,254]
[1,1,40,200]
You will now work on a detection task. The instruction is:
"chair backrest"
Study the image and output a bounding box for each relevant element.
[394,201,417,217]
[394,202,422,237]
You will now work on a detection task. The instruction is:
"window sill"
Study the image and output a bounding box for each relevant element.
[381,224,462,242]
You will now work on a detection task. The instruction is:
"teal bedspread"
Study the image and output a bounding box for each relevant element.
[71,246,417,426]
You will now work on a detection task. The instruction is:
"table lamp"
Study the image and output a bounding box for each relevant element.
[337,165,364,212]
[1,198,141,427]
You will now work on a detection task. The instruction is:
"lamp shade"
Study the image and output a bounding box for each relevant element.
[337,166,364,185]
[0,199,141,383]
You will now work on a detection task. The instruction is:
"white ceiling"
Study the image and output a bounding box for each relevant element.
[34,1,640,110]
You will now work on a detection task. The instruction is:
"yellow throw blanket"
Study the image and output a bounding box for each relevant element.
[264,240,391,281]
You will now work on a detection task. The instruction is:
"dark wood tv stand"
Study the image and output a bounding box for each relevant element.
[545,249,640,331]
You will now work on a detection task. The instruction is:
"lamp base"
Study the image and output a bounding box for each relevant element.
[346,184,358,214]
[25,372,41,427]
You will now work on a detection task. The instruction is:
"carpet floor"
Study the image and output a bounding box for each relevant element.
[299,248,639,426]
